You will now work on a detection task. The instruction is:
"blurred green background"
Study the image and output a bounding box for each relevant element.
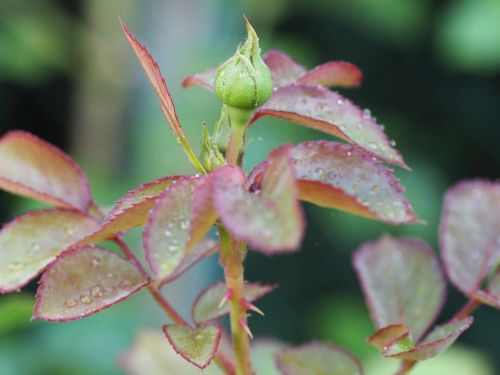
[0,0,499,374]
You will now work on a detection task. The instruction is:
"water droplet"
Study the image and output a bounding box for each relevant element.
[91,285,103,298]
[336,98,344,105]
[65,298,78,308]
[346,151,352,157]
[164,229,172,237]
[389,140,397,147]
[180,220,190,230]
[363,108,371,119]
[8,261,23,271]
[314,167,325,179]
[64,226,75,236]
[368,142,378,150]
[107,272,113,278]
[257,136,263,141]
[194,333,204,340]
[91,257,100,267]
[167,244,178,252]
[80,295,92,304]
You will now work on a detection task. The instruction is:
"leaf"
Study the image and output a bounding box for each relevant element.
[144,176,217,283]
[0,131,92,211]
[440,180,500,296]
[353,235,446,342]
[366,324,410,351]
[163,323,221,369]
[120,21,188,142]
[33,245,147,321]
[383,318,474,361]
[289,141,419,224]
[251,339,288,375]
[120,330,222,375]
[275,343,364,375]
[214,146,304,254]
[77,176,181,245]
[192,281,276,324]
[182,68,217,92]
[263,49,307,86]
[0,209,100,294]
[472,266,500,309]
[250,84,407,168]
[295,61,362,88]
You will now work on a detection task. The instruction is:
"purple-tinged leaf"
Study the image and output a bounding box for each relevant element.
[0,209,100,294]
[120,330,222,375]
[0,131,92,211]
[144,177,217,283]
[275,343,364,375]
[383,318,473,361]
[163,323,221,369]
[289,141,419,224]
[214,146,304,254]
[473,266,500,309]
[77,176,182,245]
[251,84,407,168]
[33,245,147,322]
[192,281,276,325]
[366,324,410,351]
[182,68,217,92]
[353,236,446,342]
[263,49,307,87]
[440,180,500,296]
[295,61,362,88]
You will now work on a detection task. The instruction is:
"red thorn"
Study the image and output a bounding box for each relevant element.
[241,298,265,316]
[218,288,233,309]
[239,318,253,339]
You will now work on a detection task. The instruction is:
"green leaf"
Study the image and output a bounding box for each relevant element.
[251,339,288,375]
[163,324,221,369]
[33,245,147,321]
[0,209,100,293]
[192,281,275,325]
[0,131,92,211]
[353,235,446,341]
[276,343,363,375]
[215,146,304,254]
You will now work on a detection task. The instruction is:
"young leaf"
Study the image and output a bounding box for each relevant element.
[263,49,308,86]
[366,324,410,351]
[0,209,100,294]
[275,343,364,375]
[440,180,500,296]
[182,68,217,92]
[33,245,147,321]
[192,281,276,325]
[0,131,92,211]
[472,266,500,309]
[144,176,217,283]
[214,146,304,254]
[288,141,419,224]
[295,61,362,88]
[163,323,221,369]
[353,235,446,342]
[383,318,473,361]
[250,84,407,168]
[77,176,181,245]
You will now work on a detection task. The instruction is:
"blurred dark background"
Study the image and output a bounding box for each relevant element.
[0,0,498,374]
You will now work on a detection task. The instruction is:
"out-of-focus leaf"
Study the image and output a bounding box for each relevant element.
[144,177,217,283]
[214,146,304,253]
[251,85,407,168]
[275,343,363,375]
[182,68,217,91]
[383,318,473,361]
[0,294,34,335]
[440,180,500,297]
[353,235,446,342]
[295,61,362,88]
[473,266,500,309]
[367,324,410,351]
[33,245,147,322]
[120,330,222,375]
[77,176,181,245]
[163,324,221,369]
[288,141,419,224]
[251,339,288,375]
[263,49,307,86]
[0,131,92,211]
[0,209,100,293]
[192,281,276,324]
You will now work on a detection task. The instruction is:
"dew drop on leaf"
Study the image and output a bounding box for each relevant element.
[91,285,104,298]
[64,298,78,308]
[80,295,92,304]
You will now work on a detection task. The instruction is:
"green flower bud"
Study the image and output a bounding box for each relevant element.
[215,18,273,110]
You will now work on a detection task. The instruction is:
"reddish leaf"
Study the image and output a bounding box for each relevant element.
[0,209,100,294]
[182,68,217,92]
[0,131,92,211]
[33,245,147,321]
[214,146,304,254]
[192,281,276,325]
[121,21,189,143]
[275,343,364,375]
[295,61,362,88]
[77,176,181,245]
[383,318,473,361]
[251,84,407,168]
[288,141,418,224]
[440,180,500,296]
[472,266,500,309]
[263,49,307,86]
[163,323,221,369]
[353,235,446,342]
[144,177,217,283]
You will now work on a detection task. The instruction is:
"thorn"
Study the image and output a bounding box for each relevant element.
[218,289,233,309]
[240,318,253,339]
[242,299,265,316]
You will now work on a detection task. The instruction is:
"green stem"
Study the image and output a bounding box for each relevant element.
[225,105,252,166]
[219,227,253,375]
